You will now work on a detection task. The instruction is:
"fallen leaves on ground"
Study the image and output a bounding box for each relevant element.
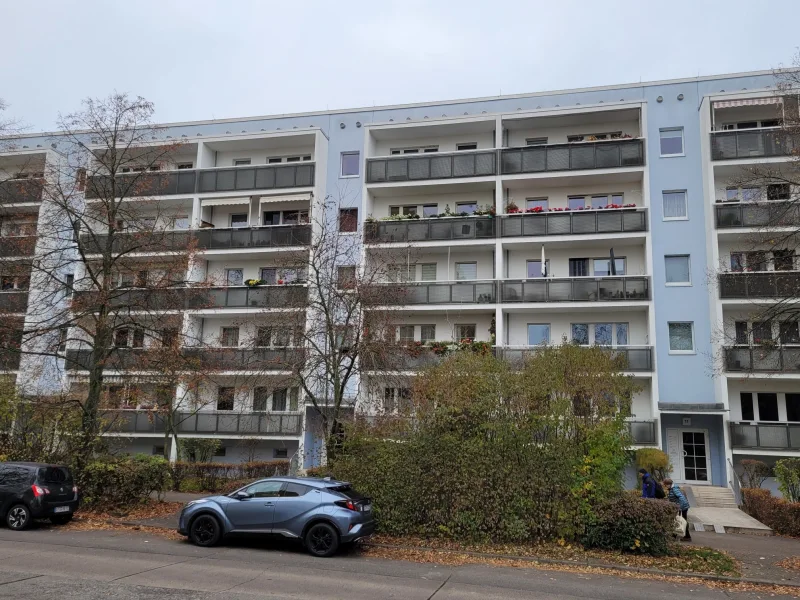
[77,501,183,521]
[778,557,800,572]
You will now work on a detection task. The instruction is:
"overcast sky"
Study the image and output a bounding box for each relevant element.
[2,0,798,131]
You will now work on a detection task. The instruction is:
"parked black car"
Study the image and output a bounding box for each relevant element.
[0,462,79,530]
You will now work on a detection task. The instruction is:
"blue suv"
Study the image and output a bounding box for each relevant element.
[178,476,374,557]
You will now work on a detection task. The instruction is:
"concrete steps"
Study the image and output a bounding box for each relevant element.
[687,485,739,509]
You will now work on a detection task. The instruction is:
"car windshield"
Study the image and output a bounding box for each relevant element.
[330,485,367,501]
[38,467,73,484]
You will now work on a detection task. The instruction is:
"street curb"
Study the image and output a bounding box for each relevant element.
[361,541,800,589]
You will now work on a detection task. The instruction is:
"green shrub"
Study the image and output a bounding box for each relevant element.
[774,458,800,502]
[583,494,677,556]
[742,488,800,537]
[635,448,671,481]
[305,466,334,478]
[170,460,290,492]
[178,438,221,463]
[79,454,171,507]
[740,459,771,489]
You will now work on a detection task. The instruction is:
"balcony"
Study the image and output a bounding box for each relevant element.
[365,217,494,244]
[501,208,647,238]
[0,179,44,204]
[498,346,653,372]
[711,129,796,160]
[369,280,496,305]
[715,201,800,229]
[730,422,800,450]
[366,150,497,183]
[0,329,23,370]
[80,231,193,255]
[103,409,302,436]
[66,347,304,372]
[719,272,800,299]
[501,139,645,175]
[195,225,311,249]
[628,420,658,445]
[0,236,36,257]
[85,163,315,199]
[724,346,800,373]
[500,276,650,303]
[0,291,29,313]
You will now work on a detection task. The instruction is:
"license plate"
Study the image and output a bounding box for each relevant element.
[53,506,70,514]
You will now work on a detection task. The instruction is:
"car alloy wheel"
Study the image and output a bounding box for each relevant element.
[7,505,30,530]
[190,515,220,547]
[306,523,339,557]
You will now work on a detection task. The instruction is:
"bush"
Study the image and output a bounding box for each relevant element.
[740,459,771,489]
[170,460,290,492]
[304,466,334,478]
[742,488,800,537]
[774,458,800,502]
[635,448,671,481]
[583,494,678,556]
[79,454,171,507]
[178,438,221,463]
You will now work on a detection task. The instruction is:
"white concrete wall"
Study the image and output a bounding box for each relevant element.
[211,145,315,167]
[391,313,495,343]
[372,132,495,156]
[504,310,649,346]
[371,247,495,282]
[504,245,647,278]
[507,118,640,147]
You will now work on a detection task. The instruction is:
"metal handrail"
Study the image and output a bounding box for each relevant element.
[102,409,303,435]
[501,208,647,237]
[728,458,743,506]
[366,149,497,183]
[0,178,44,204]
[710,128,797,160]
[715,200,800,228]
[718,271,800,299]
[729,421,800,450]
[364,216,495,243]
[500,276,650,303]
[369,280,497,305]
[724,345,800,373]
[498,345,653,371]
[501,139,645,174]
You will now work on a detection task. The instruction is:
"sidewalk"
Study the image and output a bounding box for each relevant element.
[689,531,800,584]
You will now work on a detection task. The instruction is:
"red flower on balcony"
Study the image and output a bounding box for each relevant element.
[525,206,545,213]
[277,279,284,284]
[507,207,521,214]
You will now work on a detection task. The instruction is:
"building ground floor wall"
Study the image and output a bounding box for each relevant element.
[108,435,300,463]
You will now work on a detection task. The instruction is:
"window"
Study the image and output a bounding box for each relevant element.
[220,327,239,347]
[662,191,688,220]
[735,321,749,345]
[454,324,476,341]
[767,183,791,201]
[398,325,414,343]
[64,274,74,298]
[758,393,779,421]
[245,480,282,498]
[456,202,478,215]
[571,323,589,345]
[390,205,417,216]
[526,198,548,211]
[387,264,414,283]
[339,208,358,233]
[253,387,269,411]
[527,260,549,278]
[217,387,235,411]
[57,327,68,353]
[177,162,193,170]
[787,394,800,422]
[134,270,148,287]
[527,324,550,346]
[571,323,628,345]
[340,151,360,177]
[422,204,438,218]
[230,214,248,228]
[336,266,357,289]
[274,448,289,459]
[114,328,129,347]
[780,322,800,344]
[774,250,794,271]
[726,187,762,203]
[456,142,478,151]
[225,269,244,286]
[665,255,691,285]
[161,328,178,347]
[659,127,684,156]
[2,219,36,237]
[568,197,586,210]
[289,387,299,411]
[233,159,252,166]
[525,137,548,146]
[591,196,609,209]
[455,262,477,280]
[132,328,145,348]
[390,146,438,154]
[420,264,437,281]
[281,482,309,497]
[170,215,189,230]
[267,157,283,164]
[616,323,629,345]
[272,388,288,411]
[668,322,695,353]
[592,258,626,276]
[740,393,755,421]
[420,325,436,343]
[569,258,589,277]
[752,321,773,344]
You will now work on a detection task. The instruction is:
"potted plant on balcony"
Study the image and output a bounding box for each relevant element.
[245,279,264,288]
[506,200,520,214]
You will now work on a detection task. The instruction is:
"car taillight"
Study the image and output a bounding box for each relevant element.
[31,484,49,497]
[335,500,358,511]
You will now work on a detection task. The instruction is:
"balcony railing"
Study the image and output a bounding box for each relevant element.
[498,346,653,372]
[80,231,193,255]
[711,129,797,160]
[719,271,800,299]
[501,208,647,237]
[500,276,650,303]
[730,422,800,450]
[370,280,497,305]
[0,291,29,313]
[628,420,658,445]
[195,225,312,249]
[366,150,497,183]
[501,139,645,174]
[194,286,308,309]
[66,347,304,372]
[103,409,302,436]
[85,163,315,199]
[365,217,495,243]
[0,179,44,204]
[715,201,800,229]
[724,345,800,373]
[0,236,36,257]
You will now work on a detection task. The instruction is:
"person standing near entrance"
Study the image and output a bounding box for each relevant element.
[664,478,692,541]
[639,468,656,498]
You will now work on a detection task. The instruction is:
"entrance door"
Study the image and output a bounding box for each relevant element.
[665,428,711,484]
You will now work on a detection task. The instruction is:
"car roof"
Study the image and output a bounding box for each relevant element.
[257,476,350,489]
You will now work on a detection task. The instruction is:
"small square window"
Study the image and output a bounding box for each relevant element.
[340,151,360,177]
[337,266,356,289]
[662,191,688,220]
[456,202,478,215]
[398,325,414,343]
[527,324,550,346]
[665,255,691,285]
[177,162,193,170]
[668,322,695,353]
[230,213,249,228]
[339,208,358,233]
[420,325,436,343]
[422,204,438,218]
[567,196,586,210]
[456,142,478,151]
[226,269,244,286]
[659,128,684,156]
[420,263,437,281]
[268,157,283,164]
[274,448,288,459]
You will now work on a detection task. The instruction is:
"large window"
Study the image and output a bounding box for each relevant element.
[592,258,626,276]
[659,127,684,156]
[420,325,436,343]
[220,327,239,347]
[340,151,360,177]
[454,324,476,341]
[217,387,235,411]
[455,262,477,280]
[665,255,691,285]
[668,322,695,353]
[527,260,549,278]
[662,191,688,220]
[571,323,629,346]
[527,324,550,346]
[339,208,358,233]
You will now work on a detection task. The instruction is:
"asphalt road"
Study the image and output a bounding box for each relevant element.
[0,526,795,599]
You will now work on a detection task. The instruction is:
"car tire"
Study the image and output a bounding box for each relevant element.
[189,514,222,547]
[6,504,31,531]
[305,522,339,558]
[50,515,73,525]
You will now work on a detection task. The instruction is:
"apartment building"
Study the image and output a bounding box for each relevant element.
[0,69,796,490]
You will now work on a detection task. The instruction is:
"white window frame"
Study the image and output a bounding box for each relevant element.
[233,158,252,166]
[659,127,685,157]
[527,323,551,346]
[665,255,692,287]
[662,190,688,221]
[455,142,478,151]
[230,213,249,228]
[668,321,696,355]
[340,151,360,178]
[570,322,630,346]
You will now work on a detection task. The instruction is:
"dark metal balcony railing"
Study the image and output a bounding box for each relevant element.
[718,271,800,299]
[365,217,495,243]
[498,346,653,372]
[366,150,497,183]
[710,129,797,160]
[86,163,315,198]
[715,201,800,229]
[730,422,800,450]
[501,208,647,237]
[724,345,800,373]
[0,291,29,313]
[103,410,302,436]
[500,276,650,303]
[0,179,44,204]
[80,231,193,255]
[371,280,496,305]
[195,224,311,249]
[0,236,36,257]
[501,139,645,174]
[628,420,658,445]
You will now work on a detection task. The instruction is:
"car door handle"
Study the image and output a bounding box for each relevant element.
[264,502,274,506]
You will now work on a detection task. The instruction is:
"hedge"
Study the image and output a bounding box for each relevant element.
[169,460,290,492]
[742,488,800,537]
[583,494,678,556]
[79,454,171,507]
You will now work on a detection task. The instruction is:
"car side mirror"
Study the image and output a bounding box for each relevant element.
[235,491,251,500]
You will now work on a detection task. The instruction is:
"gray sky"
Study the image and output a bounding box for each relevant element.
[2,0,798,131]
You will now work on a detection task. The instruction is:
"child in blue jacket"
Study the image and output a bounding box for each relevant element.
[664,478,692,541]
